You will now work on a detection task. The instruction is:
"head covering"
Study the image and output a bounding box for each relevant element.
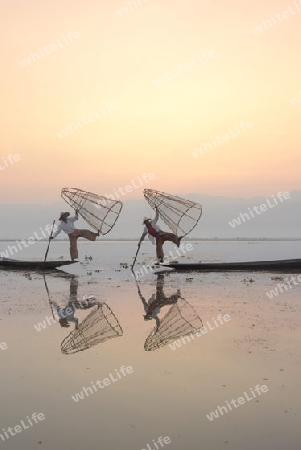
[59,318,70,327]
[143,314,153,321]
[59,212,70,220]
[142,217,150,224]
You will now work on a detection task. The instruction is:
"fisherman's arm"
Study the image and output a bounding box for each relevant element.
[70,210,79,221]
[139,229,147,245]
[51,223,62,239]
[137,285,148,308]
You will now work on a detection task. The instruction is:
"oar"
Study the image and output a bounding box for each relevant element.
[131,241,141,270]
[44,220,56,262]
[43,275,55,321]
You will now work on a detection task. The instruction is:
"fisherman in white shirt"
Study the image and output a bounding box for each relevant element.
[51,211,99,260]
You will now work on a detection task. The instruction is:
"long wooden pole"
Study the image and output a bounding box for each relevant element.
[131,241,141,270]
[44,220,56,262]
[43,275,55,321]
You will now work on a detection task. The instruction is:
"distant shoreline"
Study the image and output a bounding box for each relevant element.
[0,238,300,242]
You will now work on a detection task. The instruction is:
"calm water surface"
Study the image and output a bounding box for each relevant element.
[0,241,300,449]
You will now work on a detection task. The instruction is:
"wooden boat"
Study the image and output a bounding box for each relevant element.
[0,258,77,271]
[163,259,301,272]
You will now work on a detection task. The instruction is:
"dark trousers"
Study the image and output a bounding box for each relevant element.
[156,232,180,260]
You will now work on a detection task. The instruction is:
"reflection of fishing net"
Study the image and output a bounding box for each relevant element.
[61,187,122,235]
[143,189,202,237]
[144,298,203,351]
[61,303,123,354]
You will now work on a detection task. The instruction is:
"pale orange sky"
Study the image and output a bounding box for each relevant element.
[1,0,300,203]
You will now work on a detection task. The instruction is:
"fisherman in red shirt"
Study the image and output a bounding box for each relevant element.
[139,208,182,264]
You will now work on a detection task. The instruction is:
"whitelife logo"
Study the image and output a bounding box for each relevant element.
[19,31,80,67]
[250,1,301,35]
[132,243,194,280]
[55,102,117,138]
[0,154,21,171]
[266,275,301,299]
[228,192,291,228]
[96,172,155,208]
[288,89,301,106]
[71,366,134,402]
[206,384,268,421]
[153,51,215,87]
[0,223,56,259]
[140,436,171,450]
[0,413,45,443]
[191,121,252,157]
[169,314,231,351]
[116,0,150,16]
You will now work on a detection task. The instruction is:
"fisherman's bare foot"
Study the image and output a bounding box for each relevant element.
[177,236,183,247]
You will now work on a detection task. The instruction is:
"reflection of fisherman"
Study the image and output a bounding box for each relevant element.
[136,274,181,328]
[51,277,96,328]
[53,302,78,328]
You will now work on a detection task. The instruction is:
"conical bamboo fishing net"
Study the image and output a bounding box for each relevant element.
[144,298,203,351]
[61,187,122,235]
[143,189,202,237]
[61,303,123,354]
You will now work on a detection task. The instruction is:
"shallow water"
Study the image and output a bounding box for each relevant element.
[0,241,300,449]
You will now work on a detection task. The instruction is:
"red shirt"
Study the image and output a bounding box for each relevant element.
[145,222,158,237]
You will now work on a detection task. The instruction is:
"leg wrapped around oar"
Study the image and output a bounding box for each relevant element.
[68,229,98,260]
[156,232,181,262]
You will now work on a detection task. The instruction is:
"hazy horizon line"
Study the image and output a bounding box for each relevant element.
[0,238,300,242]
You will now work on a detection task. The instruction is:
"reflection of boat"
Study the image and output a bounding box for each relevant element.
[0,258,77,271]
[163,259,301,272]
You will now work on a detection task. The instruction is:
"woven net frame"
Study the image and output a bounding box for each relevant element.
[61,302,123,354]
[144,297,203,351]
[61,187,122,235]
[143,189,202,237]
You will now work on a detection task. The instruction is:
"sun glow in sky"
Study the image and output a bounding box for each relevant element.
[1,0,300,203]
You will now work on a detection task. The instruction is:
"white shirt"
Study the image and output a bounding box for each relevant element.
[57,304,78,325]
[52,214,78,238]
[141,210,161,245]
[51,301,78,325]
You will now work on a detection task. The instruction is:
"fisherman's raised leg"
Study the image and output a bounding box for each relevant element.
[77,229,99,241]
[160,232,181,247]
